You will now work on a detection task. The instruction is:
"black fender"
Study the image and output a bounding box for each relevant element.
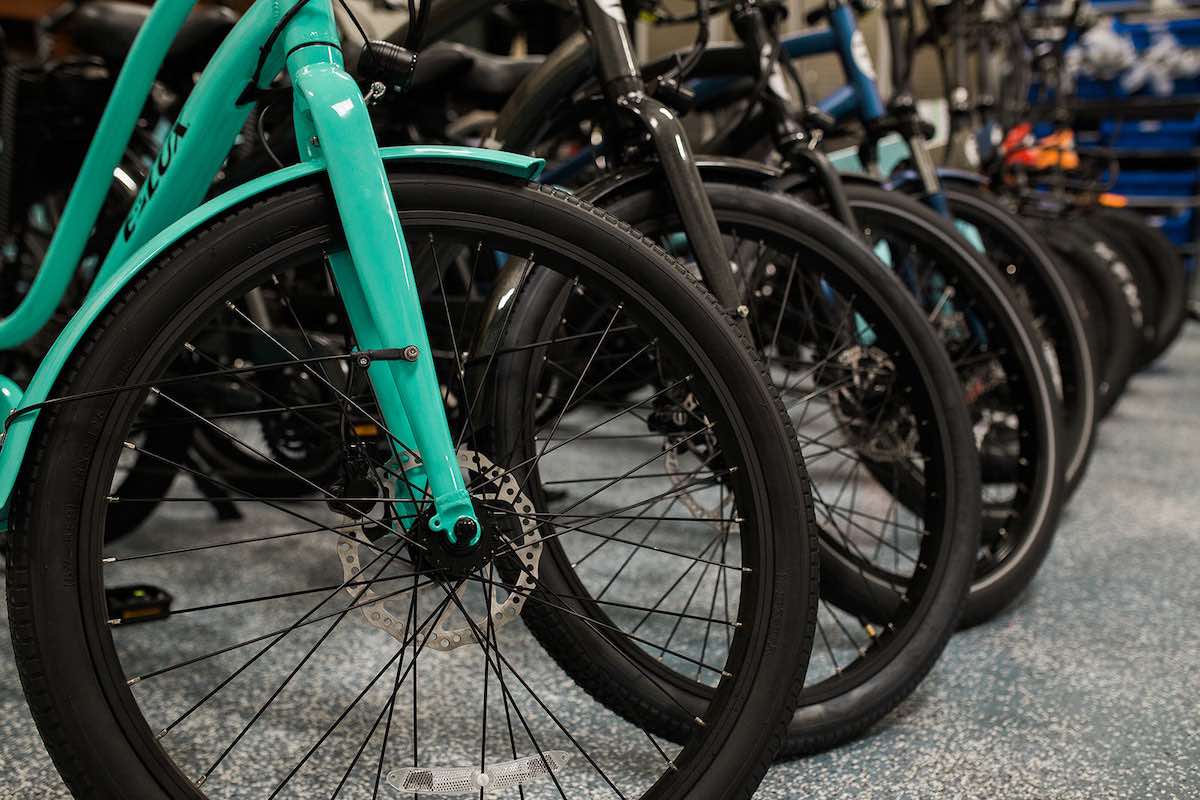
[770,168,883,195]
[575,158,883,232]
[574,156,784,206]
[767,169,880,229]
[889,167,987,194]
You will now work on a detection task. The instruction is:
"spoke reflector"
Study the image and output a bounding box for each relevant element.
[387,751,571,794]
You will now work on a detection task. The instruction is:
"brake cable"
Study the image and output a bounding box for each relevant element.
[237,0,315,106]
[647,0,717,86]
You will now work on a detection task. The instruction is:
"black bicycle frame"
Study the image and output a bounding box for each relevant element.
[580,0,746,312]
[725,0,858,227]
[390,0,746,314]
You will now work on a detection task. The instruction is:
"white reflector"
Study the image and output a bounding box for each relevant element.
[387,751,571,795]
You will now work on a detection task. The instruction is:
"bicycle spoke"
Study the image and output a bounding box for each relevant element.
[150,386,424,550]
[267,586,458,797]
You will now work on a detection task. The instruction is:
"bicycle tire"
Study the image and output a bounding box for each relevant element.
[840,184,1064,627]
[940,185,1097,498]
[7,167,817,800]
[546,180,980,755]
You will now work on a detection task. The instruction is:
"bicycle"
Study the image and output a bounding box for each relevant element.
[456,0,1062,625]
[371,0,988,756]
[634,0,1077,623]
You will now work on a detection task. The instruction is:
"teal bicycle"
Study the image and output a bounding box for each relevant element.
[1,1,818,796]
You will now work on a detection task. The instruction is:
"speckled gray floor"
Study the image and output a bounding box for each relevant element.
[758,326,1200,800]
[2,327,1198,799]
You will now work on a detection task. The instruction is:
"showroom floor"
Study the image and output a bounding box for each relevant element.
[2,327,1198,800]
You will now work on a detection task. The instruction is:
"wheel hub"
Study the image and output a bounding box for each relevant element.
[410,506,516,581]
[336,449,543,652]
[831,345,919,461]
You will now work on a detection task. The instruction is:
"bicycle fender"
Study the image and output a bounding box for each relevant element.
[0,145,544,528]
[888,167,987,193]
[575,156,782,206]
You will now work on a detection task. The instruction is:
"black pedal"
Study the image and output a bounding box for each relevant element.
[106,584,173,625]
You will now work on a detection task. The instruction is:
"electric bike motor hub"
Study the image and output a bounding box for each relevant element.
[336,449,543,653]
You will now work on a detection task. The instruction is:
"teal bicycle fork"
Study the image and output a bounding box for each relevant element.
[0,0,480,541]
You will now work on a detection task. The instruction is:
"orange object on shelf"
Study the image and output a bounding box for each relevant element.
[1001,122,1033,154]
[1002,126,1080,171]
[1099,193,1129,208]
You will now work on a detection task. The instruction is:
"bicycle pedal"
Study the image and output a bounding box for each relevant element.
[106,584,173,625]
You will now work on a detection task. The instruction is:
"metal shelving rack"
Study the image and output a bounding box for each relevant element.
[1061,9,1200,269]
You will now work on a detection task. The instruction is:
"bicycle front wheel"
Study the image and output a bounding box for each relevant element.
[7,168,816,799]
[583,180,981,755]
[941,185,1098,497]
[842,185,1065,627]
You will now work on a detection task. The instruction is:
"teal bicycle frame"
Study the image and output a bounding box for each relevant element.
[0,0,541,538]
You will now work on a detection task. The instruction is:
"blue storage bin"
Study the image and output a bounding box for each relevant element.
[1106,169,1200,198]
[1073,77,1125,100]
[1146,208,1195,245]
[1100,117,1200,149]
[1115,18,1200,49]
[1075,74,1200,100]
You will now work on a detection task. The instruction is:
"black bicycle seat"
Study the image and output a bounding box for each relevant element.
[410,42,543,97]
[65,1,236,79]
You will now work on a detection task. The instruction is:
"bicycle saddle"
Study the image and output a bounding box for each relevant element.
[410,42,544,97]
[64,1,236,79]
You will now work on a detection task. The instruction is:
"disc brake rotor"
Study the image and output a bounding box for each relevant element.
[829,345,918,462]
[664,445,736,530]
[337,449,542,653]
